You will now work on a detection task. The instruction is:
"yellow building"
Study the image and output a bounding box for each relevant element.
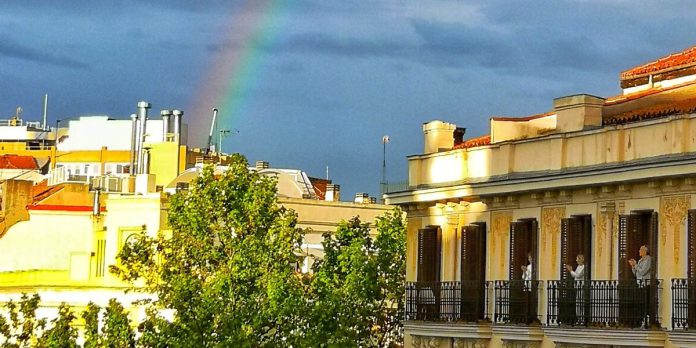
[385,45,696,347]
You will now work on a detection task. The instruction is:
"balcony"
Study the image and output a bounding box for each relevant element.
[494,280,542,325]
[672,278,696,330]
[405,281,490,322]
[406,280,665,329]
[547,279,661,328]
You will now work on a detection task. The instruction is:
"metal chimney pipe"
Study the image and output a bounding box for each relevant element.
[142,147,151,175]
[129,113,137,174]
[160,109,172,141]
[172,109,183,144]
[42,94,48,130]
[136,101,151,175]
[92,188,101,216]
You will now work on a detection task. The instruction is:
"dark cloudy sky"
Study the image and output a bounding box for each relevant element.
[1,1,695,198]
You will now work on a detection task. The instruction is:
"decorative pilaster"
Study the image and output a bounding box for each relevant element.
[599,202,616,279]
[492,211,513,278]
[661,196,690,265]
[541,207,565,276]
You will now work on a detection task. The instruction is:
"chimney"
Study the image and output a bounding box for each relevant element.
[354,192,369,204]
[129,113,137,174]
[136,101,151,175]
[553,94,605,133]
[160,109,172,141]
[325,184,340,201]
[142,147,151,174]
[172,109,183,143]
[422,120,460,154]
[255,161,270,170]
[92,188,101,216]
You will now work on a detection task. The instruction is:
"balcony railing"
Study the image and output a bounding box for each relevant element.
[547,279,661,328]
[672,278,696,329]
[494,280,542,324]
[405,281,490,322]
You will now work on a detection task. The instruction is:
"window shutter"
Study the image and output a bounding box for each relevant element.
[649,211,659,279]
[417,226,441,282]
[461,222,486,282]
[509,221,522,280]
[560,218,572,280]
[530,219,539,281]
[618,214,629,280]
[689,210,696,279]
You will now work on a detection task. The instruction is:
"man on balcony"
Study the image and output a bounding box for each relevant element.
[628,245,653,327]
[629,245,651,281]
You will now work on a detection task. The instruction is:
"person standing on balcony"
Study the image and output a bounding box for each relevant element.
[628,245,651,280]
[565,254,586,323]
[521,252,533,290]
[565,254,586,280]
[628,245,653,327]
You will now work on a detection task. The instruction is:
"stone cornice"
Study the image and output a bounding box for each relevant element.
[403,321,492,340]
[386,156,696,205]
[543,327,667,347]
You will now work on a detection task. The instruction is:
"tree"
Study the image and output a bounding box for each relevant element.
[111,154,307,347]
[81,303,100,348]
[307,209,406,347]
[101,299,135,348]
[0,293,46,348]
[37,303,78,348]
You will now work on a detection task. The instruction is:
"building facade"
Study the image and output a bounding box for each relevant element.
[385,46,696,347]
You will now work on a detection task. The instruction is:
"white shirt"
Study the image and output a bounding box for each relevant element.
[570,264,585,281]
[523,263,533,281]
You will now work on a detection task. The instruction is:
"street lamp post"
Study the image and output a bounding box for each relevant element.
[219,129,231,154]
[381,135,390,199]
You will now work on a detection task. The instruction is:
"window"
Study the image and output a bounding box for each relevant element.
[560,215,592,281]
[417,225,441,283]
[509,218,538,281]
[618,210,658,280]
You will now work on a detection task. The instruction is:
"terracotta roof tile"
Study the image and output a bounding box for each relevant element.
[0,155,38,170]
[453,135,491,150]
[621,45,696,80]
[604,98,696,125]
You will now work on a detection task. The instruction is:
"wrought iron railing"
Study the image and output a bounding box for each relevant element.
[494,280,541,324]
[547,279,661,328]
[405,281,490,322]
[672,278,696,329]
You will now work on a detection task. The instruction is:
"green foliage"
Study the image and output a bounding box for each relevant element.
[37,303,78,348]
[81,303,100,348]
[308,209,406,347]
[0,293,46,348]
[110,154,406,347]
[102,299,135,348]
[113,154,307,347]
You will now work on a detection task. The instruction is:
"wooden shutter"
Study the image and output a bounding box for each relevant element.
[689,210,696,279]
[618,214,629,280]
[580,214,593,282]
[649,211,659,279]
[560,218,572,280]
[530,219,539,281]
[509,221,525,280]
[417,226,441,282]
[461,222,486,282]
[509,219,538,280]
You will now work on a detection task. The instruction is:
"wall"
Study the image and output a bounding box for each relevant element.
[408,113,696,187]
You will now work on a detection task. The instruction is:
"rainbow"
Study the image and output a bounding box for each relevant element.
[187,0,285,147]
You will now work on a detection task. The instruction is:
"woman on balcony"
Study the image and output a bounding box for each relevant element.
[565,254,586,323]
